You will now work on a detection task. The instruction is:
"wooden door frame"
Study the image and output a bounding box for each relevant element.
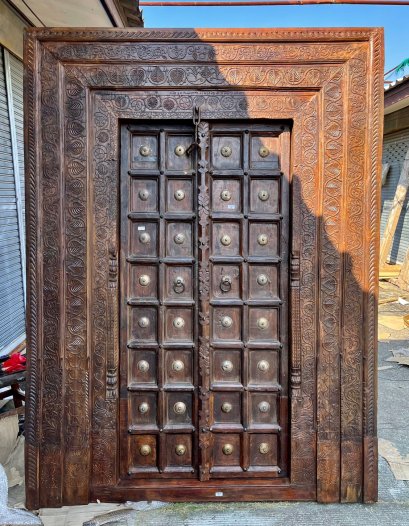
[24,27,383,508]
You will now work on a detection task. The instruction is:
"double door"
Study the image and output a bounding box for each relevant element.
[120,120,290,485]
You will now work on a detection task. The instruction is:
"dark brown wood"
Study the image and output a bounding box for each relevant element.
[24,27,383,508]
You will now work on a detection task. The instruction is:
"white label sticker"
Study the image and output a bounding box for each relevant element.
[227,204,236,209]
[215,492,224,497]
[137,226,146,231]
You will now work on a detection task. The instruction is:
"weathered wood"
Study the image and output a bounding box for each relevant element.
[381,163,390,186]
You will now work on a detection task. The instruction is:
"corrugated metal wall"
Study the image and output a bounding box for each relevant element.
[0,46,25,355]
[381,128,409,264]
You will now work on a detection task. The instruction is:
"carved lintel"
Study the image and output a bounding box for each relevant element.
[106,245,119,400]
[291,251,301,391]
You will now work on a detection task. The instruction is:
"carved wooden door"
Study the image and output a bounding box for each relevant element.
[120,120,290,484]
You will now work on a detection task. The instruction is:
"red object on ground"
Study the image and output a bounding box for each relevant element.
[0,353,26,374]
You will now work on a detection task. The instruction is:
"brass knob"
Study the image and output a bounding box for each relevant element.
[172,360,184,372]
[257,317,269,330]
[174,233,185,244]
[257,274,268,286]
[259,442,269,454]
[221,145,232,157]
[175,444,186,456]
[221,402,232,413]
[221,316,233,328]
[173,317,185,329]
[139,274,150,286]
[138,317,150,328]
[257,360,269,372]
[139,145,151,157]
[138,189,150,201]
[221,360,233,372]
[220,189,232,201]
[258,401,270,413]
[258,189,269,201]
[137,360,149,373]
[175,145,186,156]
[257,234,268,246]
[138,402,149,414]
[221,234,232,246]
[222,443,234,455]
[173,276,185,294]
[173,401,186,414]
[139,232,151,244]
[139,444,151,456]
[258,146,270,158]
[174,189,185,201]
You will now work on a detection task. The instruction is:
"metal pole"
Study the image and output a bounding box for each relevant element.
[140,0,409,5]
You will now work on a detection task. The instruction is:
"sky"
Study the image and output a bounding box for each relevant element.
[142,4,408,75]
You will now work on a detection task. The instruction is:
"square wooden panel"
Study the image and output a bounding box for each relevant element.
[128,434,158,472]
[212,306,241,342]
[212,392,242,427]
[166,222,193,258]
[164,392,193,428]
[165,434,193,470]
[248,264,279,301]
[211,135,242,170]
[249,178,280,215]
[129,392,158,429]
[211,221,241,257]
[129,307,158,343]
[212,349,242,386]
[129,264,158,300]
[166,134,194,171]
[164,307,193,343]
[248,222,279,258]
[131,134,159,170]
[248,393,278,428]
[129,350,158,387]
[211,264,241,300]
[248,350,279,387]
[166,178,193,213]
[164,349,193,386]
[249,434,278,469]
[250,135,280,170]
[211,434,242,471]
[248,307,278,342]
[130,178,158,213]
[211,178,242,213]
[164,265,193,301]
[130,221,158,258]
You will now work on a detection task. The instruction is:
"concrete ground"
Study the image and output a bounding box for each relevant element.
[6,281,409,525]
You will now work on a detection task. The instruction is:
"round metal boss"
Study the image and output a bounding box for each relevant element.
[257,360,270,372]
[173,401,186,414]
[139,145,151,157]
[139,274,150,287]
[220,189,232,201]
[138,402,149,414]
[174,233,185,244]
[222,443,234,455]
[257,234,268,246]
[175,444,186,456]
[139,444,151,456]
[221,145,232,157]
[138,317,150,328]
[173,317,185,329]
[174,145,186,156]
[139,232,151,244]
[259,442,269,454]
[258,401,270,413]
[137,360,149,373]
[221,316,233,328]
[172,360,184,372]
[257,317,269,330]
[221,234,232,247]
[138,189,150,201]
[221,360,233,373]
[259,146,270,158]
[258,189,269,201]
[174,189,185,201]
[257,274,268,286]
[221,402,232,413]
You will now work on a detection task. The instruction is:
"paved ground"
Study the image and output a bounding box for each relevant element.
[6,282,409,525]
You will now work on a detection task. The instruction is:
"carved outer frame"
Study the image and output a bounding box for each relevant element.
[24,27,383,509]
